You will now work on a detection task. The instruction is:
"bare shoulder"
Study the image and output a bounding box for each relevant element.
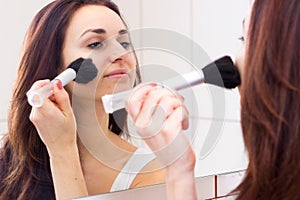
[130,158,165,188]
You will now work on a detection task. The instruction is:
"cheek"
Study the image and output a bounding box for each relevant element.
[126,53,137,84]
[130,69,137,86]
[127,53,137,69]
[235,45,246,79]
[65,81,74,96]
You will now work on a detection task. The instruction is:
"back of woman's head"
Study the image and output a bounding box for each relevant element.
[1,1,137,199]
[236,0,300,199]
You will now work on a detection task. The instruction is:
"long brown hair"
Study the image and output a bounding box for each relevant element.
[233,0,300,199]
[0,0,141,199]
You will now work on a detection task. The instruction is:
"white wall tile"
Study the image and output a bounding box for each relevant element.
[112,0,141,30]
[217,171,245,197]
[187,84,241,121]
[193,120,248,177]
[138,0,194,82]
[141,0,192,37]
[190,84,224,120]
[224,88,241,121]
[195,175,215,199]
[192,0,251,60]
[64,175,215,200]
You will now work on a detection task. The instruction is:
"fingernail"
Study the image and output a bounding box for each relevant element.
[56,80,63,90]
[149,82,157,87]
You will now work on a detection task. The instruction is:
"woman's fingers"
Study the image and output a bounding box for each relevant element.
[28,79,51,90]
[139,102,191,167]
[28,79,72,115]
[52,80,73,115]
[28,79,76,152]
[126,83,189,139]
[125,83,194,169]
[125,83,157,119]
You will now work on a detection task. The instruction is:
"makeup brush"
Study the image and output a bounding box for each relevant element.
[157,55,241,91]
[27,57,98,107]
[102,56,241,113]
[202,56,241,89]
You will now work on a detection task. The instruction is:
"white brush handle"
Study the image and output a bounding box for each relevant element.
[102,70,204,114]
[27,68,76,107]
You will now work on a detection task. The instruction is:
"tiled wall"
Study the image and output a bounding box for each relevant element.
[75,171,245,200]
[195,171,245,199]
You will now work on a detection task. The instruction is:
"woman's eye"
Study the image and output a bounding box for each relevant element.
[120,42,131,50]
[238,36,245,42]
[87,42,103,49]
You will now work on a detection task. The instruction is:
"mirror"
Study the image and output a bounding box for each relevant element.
[114,0,250,178]
[0,0,250,198]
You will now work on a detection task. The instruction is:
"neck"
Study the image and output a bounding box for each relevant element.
[72,98,135,167]
[73,98,109,132]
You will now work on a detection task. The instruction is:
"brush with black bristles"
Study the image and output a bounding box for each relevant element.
[160,55,241,90]
[102,56,241,113]
[27,57,98,107]
[202,56,241,89]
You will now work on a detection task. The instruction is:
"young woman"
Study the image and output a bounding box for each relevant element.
[233,0,300,199]
[0,1,183,199]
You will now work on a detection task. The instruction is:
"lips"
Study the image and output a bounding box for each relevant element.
[104,69,129,78]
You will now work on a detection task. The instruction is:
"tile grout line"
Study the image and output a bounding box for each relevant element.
[214,175,218,198]
[190,116,241,123]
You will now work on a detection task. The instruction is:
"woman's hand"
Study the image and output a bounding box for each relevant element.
[28,79,77,156]
[28,80,88,199]
[125,83,197,200]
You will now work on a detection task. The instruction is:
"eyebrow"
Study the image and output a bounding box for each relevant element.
[119,29,128,35]
[242,19,245,30]
[80,28,128,37]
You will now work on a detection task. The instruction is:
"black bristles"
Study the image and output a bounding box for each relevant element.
[202,56,241,89]
[75,58,98,84]
[67,57,98,84]
[67,57,85,73]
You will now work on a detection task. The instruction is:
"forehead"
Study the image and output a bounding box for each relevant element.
[243,13,251,37]
[244,4,254,31]
[67,5,126,37]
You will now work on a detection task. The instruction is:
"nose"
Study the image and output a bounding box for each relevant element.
[107,40,129,63]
